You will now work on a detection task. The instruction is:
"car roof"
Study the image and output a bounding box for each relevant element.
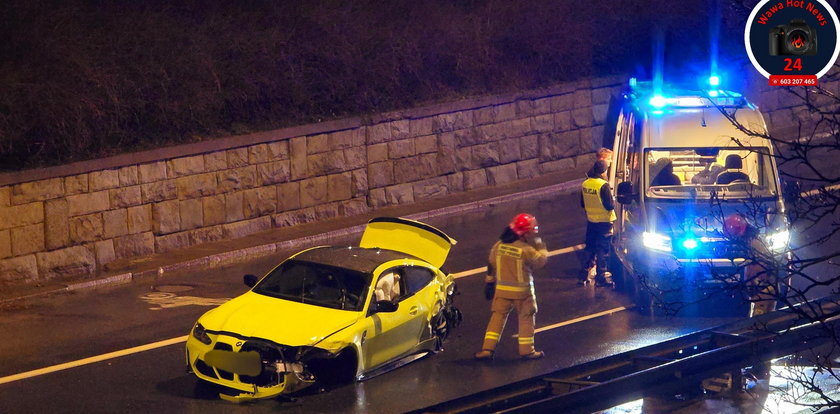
[292,246,424,273]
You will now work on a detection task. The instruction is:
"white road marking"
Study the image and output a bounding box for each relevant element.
[799,183,840,199]
[140,292,231,310]
[0,243,589,386]
[513,306,630,338]
[0,336,188,386]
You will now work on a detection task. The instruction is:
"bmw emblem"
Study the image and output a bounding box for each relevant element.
[236,341,243,347]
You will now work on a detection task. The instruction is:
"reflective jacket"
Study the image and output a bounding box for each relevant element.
[485,239,548,299]
[582,177,616,223]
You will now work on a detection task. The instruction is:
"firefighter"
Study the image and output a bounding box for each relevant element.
[474,213,548,360]
[578,160,617,287]
[723,213,778,317]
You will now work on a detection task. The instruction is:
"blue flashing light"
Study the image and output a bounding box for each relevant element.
[708,90,719,97]
[629,77,637,88]
[681,238,699,250]
[708,75,720,87]
[649,95,667,108]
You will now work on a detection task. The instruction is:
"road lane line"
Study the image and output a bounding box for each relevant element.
[513,306,630,338]
[0,335,188,385]
[0,243,586,385]
[451,243,584,279]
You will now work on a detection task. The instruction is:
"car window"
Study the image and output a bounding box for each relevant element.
[253,260,370,311]
[402,267,435,296]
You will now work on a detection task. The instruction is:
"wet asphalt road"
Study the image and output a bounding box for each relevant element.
[0,188,817,414]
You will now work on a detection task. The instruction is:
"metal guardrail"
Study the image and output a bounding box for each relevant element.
[410,297,840,414]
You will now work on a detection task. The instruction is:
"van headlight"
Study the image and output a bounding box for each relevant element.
[643,232,672,252]
[765,230,790,252]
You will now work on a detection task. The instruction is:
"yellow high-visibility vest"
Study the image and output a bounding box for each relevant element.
[582,178,616,223]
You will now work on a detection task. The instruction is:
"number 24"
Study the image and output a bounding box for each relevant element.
[784,58,802,71]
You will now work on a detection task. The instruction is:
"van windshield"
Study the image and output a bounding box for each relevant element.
[644,147,779,199]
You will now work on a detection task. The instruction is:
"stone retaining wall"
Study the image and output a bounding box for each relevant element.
[0,76,625,286]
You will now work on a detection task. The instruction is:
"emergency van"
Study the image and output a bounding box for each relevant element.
[606,80,793,314]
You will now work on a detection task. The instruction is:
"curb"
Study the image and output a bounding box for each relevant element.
[2,178,582,304]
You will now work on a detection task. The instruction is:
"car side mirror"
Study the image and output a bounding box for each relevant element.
[372,300,398,313]
[616,181,635,205]
[782,179,801,203]
[243,274,258,288]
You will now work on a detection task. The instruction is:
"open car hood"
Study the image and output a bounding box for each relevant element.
[359,217,456,268]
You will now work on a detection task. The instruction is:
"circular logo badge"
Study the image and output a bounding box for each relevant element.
[745,0,840,79]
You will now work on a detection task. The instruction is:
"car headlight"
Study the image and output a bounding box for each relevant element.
[643,231,672,252]
[765,229,790,252]
[192,322,212,345]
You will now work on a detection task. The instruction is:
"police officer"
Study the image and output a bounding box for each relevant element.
[475,214,548,360]
[579,160,617,287]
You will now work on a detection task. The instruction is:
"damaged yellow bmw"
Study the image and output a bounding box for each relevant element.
[185,217,462,402]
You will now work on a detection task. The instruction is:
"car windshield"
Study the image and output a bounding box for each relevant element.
[252,260,371,311]
[644,147,779,199]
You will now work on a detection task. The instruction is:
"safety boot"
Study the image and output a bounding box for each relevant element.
[520,350,545,360]
[474,350,495,360]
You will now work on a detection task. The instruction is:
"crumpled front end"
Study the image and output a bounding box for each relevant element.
[186,329,340,402]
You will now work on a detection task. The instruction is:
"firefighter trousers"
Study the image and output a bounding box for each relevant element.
[481,295,537,356]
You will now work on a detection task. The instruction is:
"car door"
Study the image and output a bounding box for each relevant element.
[361,265,434,369]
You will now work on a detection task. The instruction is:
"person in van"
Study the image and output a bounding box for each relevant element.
[578,160,616,287]
[650,158,681,186]
[691,154,725,185]
[716,154,750,184]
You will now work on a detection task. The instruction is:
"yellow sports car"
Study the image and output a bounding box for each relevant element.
[185,217,461,402]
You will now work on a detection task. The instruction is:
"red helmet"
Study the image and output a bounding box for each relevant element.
[724,213,748,238]
[510,213,539,236]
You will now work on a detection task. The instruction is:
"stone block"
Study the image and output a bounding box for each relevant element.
[384,183,414,205]
[156,231,192,254]
[300,176,328,208]
[257,160,291,185]
[0,255,37,285]
[168,155,205,177]
[394,154,437,183]
[351,168,368,198]
[474,106,495,126]
[217,166,256,193]
[201,195,226,226]
[432,111,472,133]
[510,118,533,137]
[204,151,228,171]
[532,97,551,115]
[0,186,8,207]
[344,147,366,170]
[152,200,180,235]
[249,143,271,164]
[0,202,44,230]
[516,99,536,117]
[573,89,592,107]
[391,120,410,140]
[110,185,142,208]
[0,230,9,259]
[413,177,449,200]
[102,208,129,239]
[189,226,225,245]
[330,128,365,149]
[67,191,110,216]
[36,245,96,280]
[141,180,177,203]
[487,163,518,186]
[225,191,244,222]
[127,205,152,234]
[572,107,594,129]
[118,165,139,186]
[290,137,308,180]
[409,117,434,137]
[368,123,392,144]
[113,232,154,258]
[555,111,572,132]
[453,128,480,147]
[338,198,369,217]
[307,151,346,176]
[368,188,387,209]
[315,203,339,220]
[592,104,609,126]
[175,173,218,200]
[494,103,517,123]
[138,161,167,183]
[65,174,89,195]
[11,178,64,204]
[327,173,352,202]
[455,147,471,171]
[368,161,394,188]
[463,169,488,190]
[531,114,554,134]
[227,147,250,168]
[268,141,290,160]
[591,87,615,105]
[496,138,522,164]
[94,239,116,268]
[11,223,44,256]
[179,198,204,230]
[472,144,501,168]
[307,134,330,154]
[540,130,581,161]
[415,134,437,154]
[447,172,465,193]
[539,158,576,173]
[368,143,389,163]
[277,182,300,212]
[89,169,120,191]
[388,139,415,159]
[44,199,69,250]
[222,216,271,240]
[550,93,575,112]
[70,213,103,243]
[243,187,276,218]
[517,159,540,179]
